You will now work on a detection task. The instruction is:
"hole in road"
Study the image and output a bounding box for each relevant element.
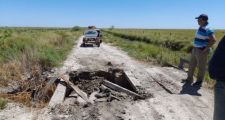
[67,68,137,96]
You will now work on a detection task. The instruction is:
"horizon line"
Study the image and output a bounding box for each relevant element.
[0,26,225,30]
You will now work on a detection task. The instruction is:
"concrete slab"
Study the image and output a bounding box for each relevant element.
[48,81,67,107]
[124,70,140,92]
[102,80,143,99]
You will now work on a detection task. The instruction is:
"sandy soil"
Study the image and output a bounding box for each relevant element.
[0,36,214,120]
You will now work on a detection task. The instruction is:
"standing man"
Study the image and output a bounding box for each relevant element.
[209,36,225,120]
[186,14,216,86]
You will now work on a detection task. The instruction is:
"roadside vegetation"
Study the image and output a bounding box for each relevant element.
[104,29,225,52]
[0,98,7,110]
[0,27,82,107]
[103,29,225,86]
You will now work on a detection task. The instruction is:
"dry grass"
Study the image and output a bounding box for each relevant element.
[0,61,23,87]
[0,92,31,106]
[0,28,82,107]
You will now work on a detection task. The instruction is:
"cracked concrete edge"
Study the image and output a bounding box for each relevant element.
[48,81,67,107]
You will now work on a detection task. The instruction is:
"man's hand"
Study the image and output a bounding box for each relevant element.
[202,34,216,53]
[202,35,216,53]
[202,47,210,53]
[208,35,216,47]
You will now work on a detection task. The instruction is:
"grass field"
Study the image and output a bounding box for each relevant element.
[105,29,225,52]
[103,29,225,86]
[0,27,82,106]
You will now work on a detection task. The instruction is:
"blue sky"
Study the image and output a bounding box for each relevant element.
[0,0,224,29]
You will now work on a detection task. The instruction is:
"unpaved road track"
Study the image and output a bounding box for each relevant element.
[0,37,213,120]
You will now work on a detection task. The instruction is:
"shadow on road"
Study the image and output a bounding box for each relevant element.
[180,82,202,96]
[80,44,94,47]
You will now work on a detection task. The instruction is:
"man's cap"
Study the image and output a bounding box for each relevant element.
[195,14,208,21]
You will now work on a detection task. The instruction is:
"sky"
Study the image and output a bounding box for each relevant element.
[0,0,225,29]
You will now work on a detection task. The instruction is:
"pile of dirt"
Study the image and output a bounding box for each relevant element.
[74,78,104,95]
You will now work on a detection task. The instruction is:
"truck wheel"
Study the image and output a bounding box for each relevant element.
[82,43,86,47]
[97,43,100,47]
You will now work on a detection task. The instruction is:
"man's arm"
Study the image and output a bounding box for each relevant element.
[203,34,216,52]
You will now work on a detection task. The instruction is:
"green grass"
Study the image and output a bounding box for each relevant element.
[0,28,81,66]
[0,98,7,110]
[103,29,225,86]
[0,27,82,86]
[103,31,186,65]
[104,29,225,52]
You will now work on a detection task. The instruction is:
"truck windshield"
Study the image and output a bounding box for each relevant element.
[85,31,97,35]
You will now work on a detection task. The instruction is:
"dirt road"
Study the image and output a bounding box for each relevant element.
[57,36,214,120]
[0,36,214,120]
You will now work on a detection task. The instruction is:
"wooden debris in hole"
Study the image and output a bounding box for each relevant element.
[102,80,143,99]
[60,74,91,104]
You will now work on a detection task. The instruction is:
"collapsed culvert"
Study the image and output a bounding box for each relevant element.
[69,68,137,92]
[49,68,149,107]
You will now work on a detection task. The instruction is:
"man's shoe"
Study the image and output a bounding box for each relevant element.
[193,81,203,87]
[182,78,193,84]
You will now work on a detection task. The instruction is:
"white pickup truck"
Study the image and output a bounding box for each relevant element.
[82,29,102,47]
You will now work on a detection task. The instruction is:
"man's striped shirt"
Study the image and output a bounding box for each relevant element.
[193,24,214,48]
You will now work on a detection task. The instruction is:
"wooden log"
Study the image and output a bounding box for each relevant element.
[60,74,90,103]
